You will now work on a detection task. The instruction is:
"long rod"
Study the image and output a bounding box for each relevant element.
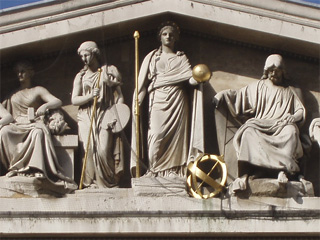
[79,68,102,189]
[134,31,140,178]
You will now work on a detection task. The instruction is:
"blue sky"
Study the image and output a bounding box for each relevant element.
[0,0,319,10]
[0,0,45,10]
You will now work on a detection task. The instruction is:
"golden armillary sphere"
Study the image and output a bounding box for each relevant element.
[192,64,212,83]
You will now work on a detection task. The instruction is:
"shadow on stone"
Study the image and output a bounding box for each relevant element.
[0,176,76,198]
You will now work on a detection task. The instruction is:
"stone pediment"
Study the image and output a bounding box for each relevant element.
[0,0,319,237]
[0,0,319,65]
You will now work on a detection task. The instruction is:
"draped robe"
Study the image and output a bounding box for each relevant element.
[0,88,75,187]
[131,50,204,177]
[220,79,305,174]
[76,65,124,188]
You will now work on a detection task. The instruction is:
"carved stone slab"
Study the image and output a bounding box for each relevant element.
[0,176,75,198]
[234,178,315,199]
[131,176,188,197]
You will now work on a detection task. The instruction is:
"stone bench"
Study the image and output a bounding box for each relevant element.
[52,135,78,180]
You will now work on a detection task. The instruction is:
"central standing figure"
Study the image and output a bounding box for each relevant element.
[72,41,125,188]
[131,22,202,177]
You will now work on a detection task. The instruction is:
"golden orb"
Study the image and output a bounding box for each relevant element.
[192,64,211,83]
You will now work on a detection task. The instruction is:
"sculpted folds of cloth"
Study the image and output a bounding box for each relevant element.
[72,41,126,188]
[214,54,305,183]
[0,61,76,191]
[130,22,204,178]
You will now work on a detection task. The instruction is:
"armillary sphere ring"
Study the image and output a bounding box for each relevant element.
[187,154,227,199]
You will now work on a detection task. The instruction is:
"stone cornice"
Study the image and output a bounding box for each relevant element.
[0,0,319,52]
[0,191,319,235]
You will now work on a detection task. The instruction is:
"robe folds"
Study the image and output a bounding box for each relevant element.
[76,65,124,188]
[220,79,305,174]
[131,50,204,177]
[0,88,76,189]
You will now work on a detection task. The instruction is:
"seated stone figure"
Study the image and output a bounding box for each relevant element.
[0,61,76,191]
[214,54,306,192]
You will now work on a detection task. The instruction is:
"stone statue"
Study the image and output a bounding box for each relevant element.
[72,41,125,188]
[0,104,13,128]
[130,22,204,178]
[309,118,320,147]
[0,61,76,190]
[214,54,306,192]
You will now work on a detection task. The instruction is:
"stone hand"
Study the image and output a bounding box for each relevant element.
[106,74,121,87]
[91,88,100,99]
[36,105,48,116]
[107,119,117,129]
[283,113,296,123]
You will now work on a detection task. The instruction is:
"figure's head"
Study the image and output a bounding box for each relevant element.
[262,54,287,85]
[158,21,180,48]
[77,41,100,66]
[14,60,35,83]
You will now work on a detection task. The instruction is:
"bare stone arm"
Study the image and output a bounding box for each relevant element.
[34,86,62,116]
[71,74,96,106]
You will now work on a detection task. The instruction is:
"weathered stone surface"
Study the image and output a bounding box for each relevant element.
[0,176,75,198]
[131,176,188,197]
[0,188,319,236]
[235,178,315,199]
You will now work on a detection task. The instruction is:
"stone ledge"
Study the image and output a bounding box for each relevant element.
[0,187,319,236]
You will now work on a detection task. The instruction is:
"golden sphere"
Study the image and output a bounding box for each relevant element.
[192,64,211,83]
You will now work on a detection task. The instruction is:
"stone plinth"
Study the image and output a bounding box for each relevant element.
[131,176,188,197]
[0,188,319,237]
[52,134,78,180]
[0,176,75,198]
[232,178,315,199]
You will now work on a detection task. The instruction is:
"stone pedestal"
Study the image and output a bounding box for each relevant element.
[131,176,188,197]
[52,134,78,180]
[0,188,319,237]
[233,178,315,199]
[0,176,75,198]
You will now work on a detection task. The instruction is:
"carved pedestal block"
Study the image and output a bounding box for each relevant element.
[131,176,188,197]
[0,135,78,198]
[52,135,78,180]
[234,178,315,198]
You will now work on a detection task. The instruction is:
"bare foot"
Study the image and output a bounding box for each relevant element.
[277,171,288,184]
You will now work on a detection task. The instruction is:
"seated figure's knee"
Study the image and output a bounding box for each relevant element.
[32,128,44,139]
[0,125,11,135]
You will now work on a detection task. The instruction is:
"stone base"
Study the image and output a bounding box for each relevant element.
[233,178,315,198]
[0,176,75,198]
[131,176,188,197]
[0,188,319,236]
[52,134,78,180]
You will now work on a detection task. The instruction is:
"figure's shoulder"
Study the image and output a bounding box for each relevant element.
[73,71,83,82]
[289,85,303,101]
[106,64,118,73]
[33,85,49,94]
[144,49,158,59]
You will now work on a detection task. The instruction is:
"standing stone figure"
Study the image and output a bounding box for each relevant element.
[72,41,125,188]
[0,61,76,190]
[131,22,203,177]
[214,54,306,184]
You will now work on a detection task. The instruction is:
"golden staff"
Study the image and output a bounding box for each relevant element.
[79,68,102,189]
[134,31,140,178]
